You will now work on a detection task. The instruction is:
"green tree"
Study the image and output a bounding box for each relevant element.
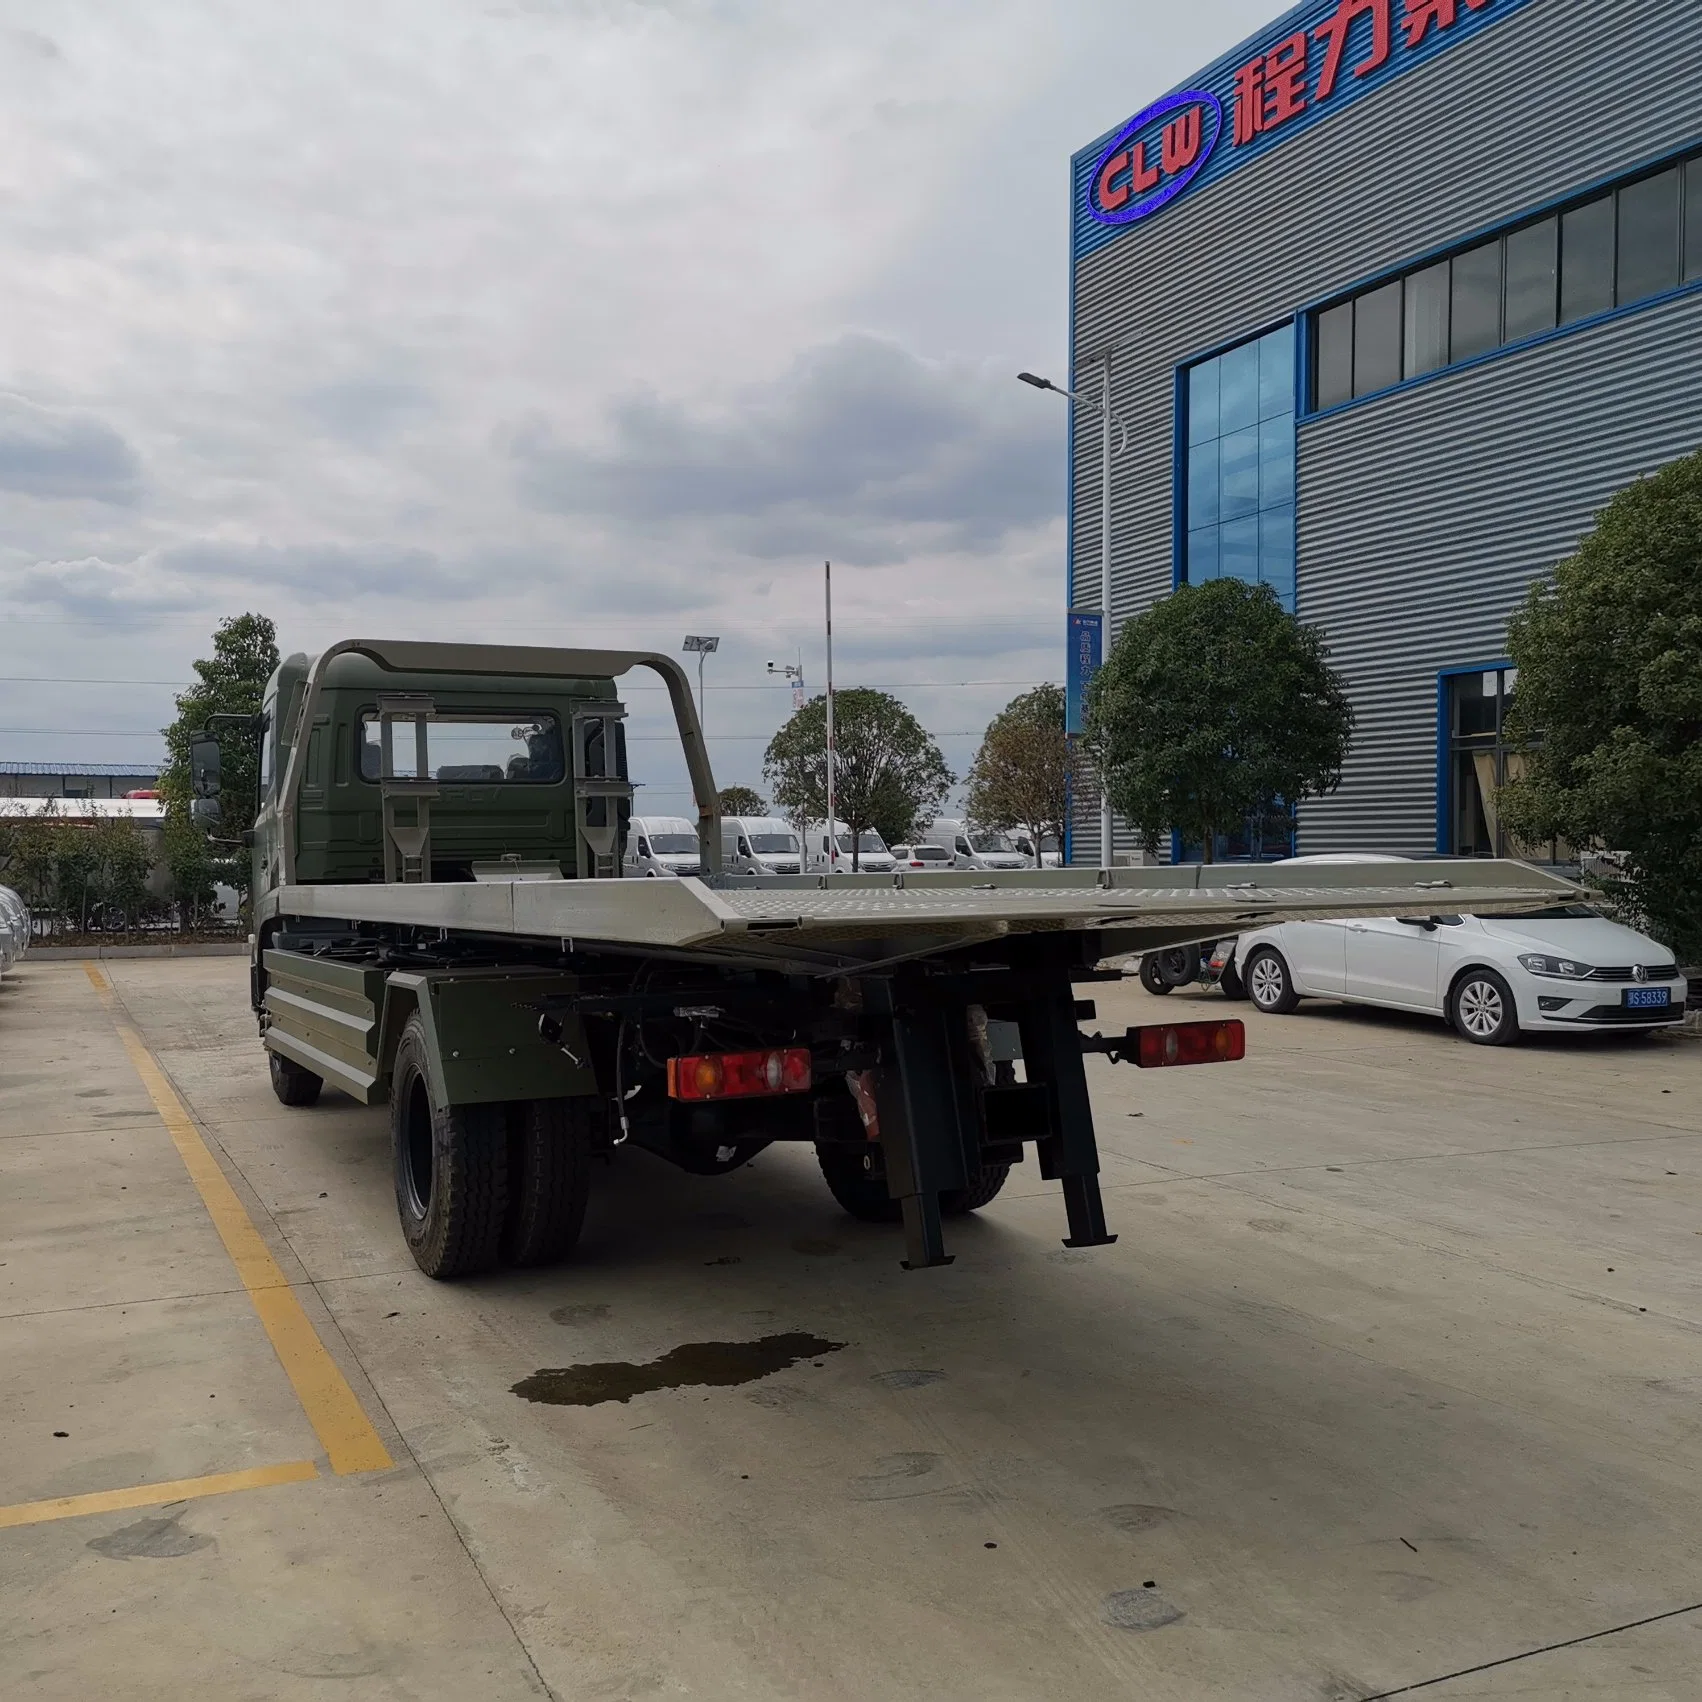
[763,689,953,868]
[1499,449,1702,961]
[160,613,279,903]
[1083,578,1353,863]
[965,684,1069,865]
[717,784,768,818]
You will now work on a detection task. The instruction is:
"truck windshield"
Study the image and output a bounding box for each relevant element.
[749,833,799,854]
[359,713,564,783]
[646,834,698,854]
[969,830,1016,853]
[836,833,886,853]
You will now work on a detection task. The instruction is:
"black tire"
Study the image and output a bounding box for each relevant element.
[390,1012,509,1278]
[1157,945,1203,987]
[816,1145,901,1223]
[1139,955,1174,996]
[269,1049,323,1107]
[941,1163,1011,1216]
[1449,967,1520,1046]
[504,1096,598,1267]
[1244,946,1300,1014]
[1218,957,1249,1002]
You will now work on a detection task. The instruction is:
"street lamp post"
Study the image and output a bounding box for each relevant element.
[681,635,720,739]
[1019,362,1128,869]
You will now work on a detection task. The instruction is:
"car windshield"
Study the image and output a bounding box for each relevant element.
[748,833,799,855]
[646,834,697,854]
[969,830,1016,853]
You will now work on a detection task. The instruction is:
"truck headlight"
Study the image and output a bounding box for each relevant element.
[1517,953,1594,978]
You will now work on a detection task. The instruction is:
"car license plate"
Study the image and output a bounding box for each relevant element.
[1624,986,1670,1008]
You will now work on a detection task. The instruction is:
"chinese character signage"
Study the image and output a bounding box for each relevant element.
[1066,610,1103,735]
[1077,0,1528,254]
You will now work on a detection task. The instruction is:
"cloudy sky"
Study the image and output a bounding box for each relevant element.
[0,0,1278,813]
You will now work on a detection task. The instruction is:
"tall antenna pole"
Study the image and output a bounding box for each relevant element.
[824,560,837,872]
[1099,354,1114,870]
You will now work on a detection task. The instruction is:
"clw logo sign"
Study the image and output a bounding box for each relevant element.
[1087,90,1223,227]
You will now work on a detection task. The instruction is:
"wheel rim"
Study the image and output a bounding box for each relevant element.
[1458,979,1504,1037]
[1249,957,1284,1008]
[402,1076,434,1216]
[1159,949,1190,977]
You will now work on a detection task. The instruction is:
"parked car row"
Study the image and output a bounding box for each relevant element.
[1137,854,1686,1046]
[624,815,1065,877]
[0,885,30,976]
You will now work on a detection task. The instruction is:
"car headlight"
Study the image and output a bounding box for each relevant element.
[1517,953,1595,979]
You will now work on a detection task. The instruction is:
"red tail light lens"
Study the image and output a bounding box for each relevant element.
[1134,1019,1245,1068]
[668,1047,813,1101]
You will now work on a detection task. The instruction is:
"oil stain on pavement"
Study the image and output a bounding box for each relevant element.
[512,1331,845,1406]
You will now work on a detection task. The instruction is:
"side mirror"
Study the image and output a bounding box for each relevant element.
[190,734,222,799]
[1396,916,1437,931]
[191,796,223,828]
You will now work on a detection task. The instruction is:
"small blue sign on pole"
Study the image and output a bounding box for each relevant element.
[1065,610,1103,736]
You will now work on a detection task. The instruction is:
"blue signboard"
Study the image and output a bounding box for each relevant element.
[1072,0,1536,261]
[1066,610,1103,735]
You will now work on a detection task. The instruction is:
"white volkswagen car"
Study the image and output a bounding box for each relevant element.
[1235,856,1686,1044]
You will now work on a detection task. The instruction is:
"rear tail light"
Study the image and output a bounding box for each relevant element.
[667,1047,813,1101]
[1134,1019,1245,1068]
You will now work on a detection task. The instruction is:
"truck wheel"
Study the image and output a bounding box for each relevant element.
[1244,947,1300,1014]
[504,1096,598,1267]
[269,1051,323,1107]
[391,1013,509,1279]
[816,1145,901,1223]
[941,1163,1011,1216]
[1138,955,1174,995]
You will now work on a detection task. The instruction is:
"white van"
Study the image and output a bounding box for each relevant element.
[921,819,1030,872]
[624,815,704,878]
[721,816,804,875]
[804,820,895,874]
[1011,831,1063,869]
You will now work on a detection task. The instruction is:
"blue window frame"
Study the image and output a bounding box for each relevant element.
[1180,323,1295,610]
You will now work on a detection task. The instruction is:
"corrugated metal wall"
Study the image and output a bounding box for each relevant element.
[1069,0,1702,860]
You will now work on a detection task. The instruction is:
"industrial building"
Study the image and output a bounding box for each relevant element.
[1066,0,1701,860]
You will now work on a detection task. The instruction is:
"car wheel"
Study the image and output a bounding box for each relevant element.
[1218,958,1248,1002]
[1450,968,1519,1046]
[1244,947,1300,1014]
[1138,955,1174,996]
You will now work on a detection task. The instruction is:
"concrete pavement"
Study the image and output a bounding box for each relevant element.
[1,955,1698,1700]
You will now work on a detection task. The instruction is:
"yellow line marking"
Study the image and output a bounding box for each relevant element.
[84,961,394,1475]
[0,1460,318,1530]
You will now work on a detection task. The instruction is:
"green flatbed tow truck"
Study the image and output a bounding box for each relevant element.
[188,638,1582,1279]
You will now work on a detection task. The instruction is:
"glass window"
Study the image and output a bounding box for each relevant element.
[1219,425,1260,519]
[358,712,564,783]
[1187,361,1219,445]
[1315,301,1353,408]
[1187,439,1219,528]
[1561,195,1615,323]
[1188,525,1219,581]
[1259,414,1293,510]
[747,832,799,854]
[1259,506,1295,607]
[1450,240,1502,361]
[1403,259,1450,376]
[1183,325,1295,609]
[1258,329,1293,419]
[1352,280,1402,397]
[1220,515,1259,583]
[1218,340,1259,433]
[1617,168,1680,305]
[1687,158,1702,282]
[1503,218,1558,340]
